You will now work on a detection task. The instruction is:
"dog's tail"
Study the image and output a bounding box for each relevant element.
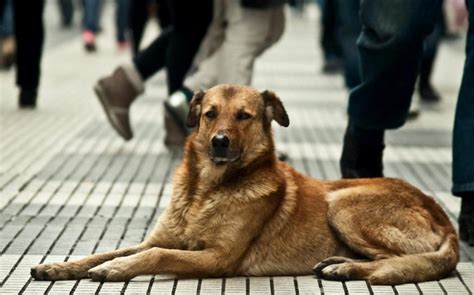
[364,232,459,285]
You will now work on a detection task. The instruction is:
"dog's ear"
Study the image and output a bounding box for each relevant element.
[186,90,206,128]
[261,90,290,127]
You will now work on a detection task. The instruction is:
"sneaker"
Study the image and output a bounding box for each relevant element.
[163,89,193,145]
[94,65,144,140]
[83,30,96,52]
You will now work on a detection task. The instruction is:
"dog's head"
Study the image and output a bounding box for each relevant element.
[186,84,289,168]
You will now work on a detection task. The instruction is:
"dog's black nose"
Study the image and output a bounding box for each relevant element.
[212,134,230,153]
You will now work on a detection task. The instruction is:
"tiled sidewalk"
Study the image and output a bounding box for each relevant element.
[1,3,473,294]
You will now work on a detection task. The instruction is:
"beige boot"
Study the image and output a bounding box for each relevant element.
[94,65,144,140]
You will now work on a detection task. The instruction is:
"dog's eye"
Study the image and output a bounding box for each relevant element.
[205,110,218,119]
[236,112,252,121]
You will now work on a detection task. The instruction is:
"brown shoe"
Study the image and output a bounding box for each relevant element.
[94,65,144,140]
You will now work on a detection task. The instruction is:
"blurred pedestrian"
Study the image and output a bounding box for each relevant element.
[82,0,130,52]
[453,0,474,246]
[318,0,342,74]
[13,0,46,108]
[165,0,286,144]
[94,0,213,142]
[0,0,15,70]
[129,0,170,56]
[418,7,444,102]
[337,0,474,245]
[57,0,74,27]
[82,0,101,51]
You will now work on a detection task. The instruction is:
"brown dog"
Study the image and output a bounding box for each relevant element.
[31,84,459,285]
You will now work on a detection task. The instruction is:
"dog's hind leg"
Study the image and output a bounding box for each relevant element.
[320,190,459,285]
[314,233,458,285]
[31,242,151,281]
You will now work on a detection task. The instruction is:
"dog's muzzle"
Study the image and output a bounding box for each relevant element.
[209,134,240,164]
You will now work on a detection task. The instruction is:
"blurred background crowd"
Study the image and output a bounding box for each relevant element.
[0,0,473,244]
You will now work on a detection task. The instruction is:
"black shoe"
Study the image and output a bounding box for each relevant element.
[340,128,384,179]
[322,58,343,75]
[419,83,441,102]
[459,195,474,246]
[85,42,96,52]
[19,89,37,109]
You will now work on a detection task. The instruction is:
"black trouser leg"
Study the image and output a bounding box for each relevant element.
[133,27,171,80]
[129,0,149,55]
[165,0,212,94]
[13,0,45,92]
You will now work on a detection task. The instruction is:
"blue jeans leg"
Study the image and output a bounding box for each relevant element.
[83,0,101,32]
[452,0,474,195]
[335,0,360,89]
[116,0,129,42]
[0,0,14,38]
[348,0,442,129]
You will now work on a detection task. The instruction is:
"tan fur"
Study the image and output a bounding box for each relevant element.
[31,84,459,285]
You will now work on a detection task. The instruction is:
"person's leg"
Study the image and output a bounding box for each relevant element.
[0,0,15,69]
[82,0,101,51]
[58,0,74,27]
[187,1,284,91]
[334,0,360,88]
[161,0,212,144]
[320,0,342,74]
[93,28,171,140]
[83,0,100,32]
[115,0,129,45]
[164,0,213,94]
[133,27,171,80]
[419,7,443,102]
[128,0,148,55]
[13,0,45,107]
[453,0,474,245]
[340,0,442,178]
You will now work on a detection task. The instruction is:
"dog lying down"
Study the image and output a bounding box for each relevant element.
[31,84,458,285]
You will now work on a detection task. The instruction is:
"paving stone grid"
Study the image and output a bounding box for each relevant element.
[1,2,473,294]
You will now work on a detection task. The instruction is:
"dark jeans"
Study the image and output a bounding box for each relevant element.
[0,0,13,38]
[83,0,101,32]
[347,0,442,129]
[453,0,474,195]
[116,0,129,42]
[57,0,74,26]
[13,0,45,91]
[336,0,443,89]
[420,7,443,85]
[334,0,360,88]
[341,0,473,195]
[132,0,212,94]
[320,0,342,63]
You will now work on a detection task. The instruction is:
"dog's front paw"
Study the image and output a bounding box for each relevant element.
[31,262,87,281]
[88,258,132,282]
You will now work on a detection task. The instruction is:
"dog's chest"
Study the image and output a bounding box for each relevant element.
[174,196,233,249]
